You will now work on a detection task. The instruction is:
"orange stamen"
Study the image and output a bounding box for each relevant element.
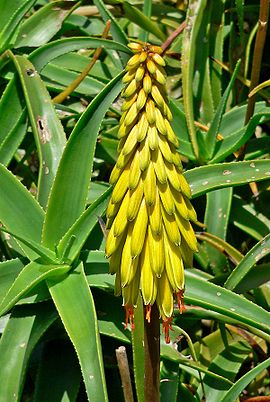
[124,305,135,330]
[176,289,186,314]
[145,304,152,323]
[162,317,173,343]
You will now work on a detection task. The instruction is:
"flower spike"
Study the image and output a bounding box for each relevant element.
[105,43,197,343]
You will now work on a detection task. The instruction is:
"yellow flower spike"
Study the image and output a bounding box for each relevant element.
[164,103,173,121]
[128,42,143,52]
[158,181,175,215]
[164,161,182,192]
[146,58,157,74]
[105,223,126,258]
[152,53,166,67]
[151,84,165,108]
[130,198,148,257]
[122,125,138,155]
[178,173,192,198]
[127,53,141,68]
[111,166,130,204]
[127,179,144,221]
[122,265,141,306]
[113,192,130,237]
[155,108,167,135]
[184,196,198,222]
[123,70,135,84]
[106,197,119,220]
[137,112,148,142]
[154,67,167,85]
[135,65,145,81]
[139,51,148,63]
[158,135,173,163]
[120,224,139,286]
[116,149,134,170]
[124,102,138,127]
[171,149,183,168]
[171,188,189,220]
[175,212,198,252]
[148,226,165,277]
[148,125,159,151]
[143,73,152,94]
[123,79,138,98]
[129,150,141,190]
[118,123,129,139]
[106,43,197,343]
[145,99,156,124]
[143,162,156,206]
[136,88,148,111]
[141,236,158,304]
[148,190,162,235]
[121,92,137,112]
[139,138,150,171]
[156,272,174,318]
[150,45,163,54]
[152,148,167,184]
[164,119,179,147]
[161,206,181,246]
[109,164,122,185]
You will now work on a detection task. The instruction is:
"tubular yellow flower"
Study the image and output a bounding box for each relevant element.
[105,43,197,343]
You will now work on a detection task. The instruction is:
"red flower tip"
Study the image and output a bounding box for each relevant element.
[162,317,174,344]
[176,289,186,314]
[124,305,135,330]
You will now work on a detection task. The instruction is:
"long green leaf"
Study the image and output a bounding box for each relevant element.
[0,303,58,402]
[184,160,270,198]
[33,340,81,402]
[225,233,270,291]
[57,187,112,261]
[42,72,123,249]
[0,259,25,305]
[230,194,270,240]
[196,232,243,266]
[181,0,207,160]
[220,357,270,402]
[0,0,37,52]
[10,54,66,208]
[122,1,165,41]
[170,99,195,161]
[0,164,44,260]
[0,227,57,264]
[0,108,28,166]
[204,188,232,274]
[0,261,69,317]
[139,0,152,42]
[0,76,26,169]
[210,111,270,163]
[47,262,108,402]
[204,59,241,159]
[92,0,128,50]
[185,271,270,337]
[30,37,131,72]
[15,0,79,48]
[200,341,250,401]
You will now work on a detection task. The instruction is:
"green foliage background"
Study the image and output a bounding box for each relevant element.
[0,0,269,401]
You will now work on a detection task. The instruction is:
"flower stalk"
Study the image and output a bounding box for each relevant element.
[105,42,197,343]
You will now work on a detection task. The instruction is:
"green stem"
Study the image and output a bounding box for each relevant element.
[144,303,160,402]
[238,0,269,159]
